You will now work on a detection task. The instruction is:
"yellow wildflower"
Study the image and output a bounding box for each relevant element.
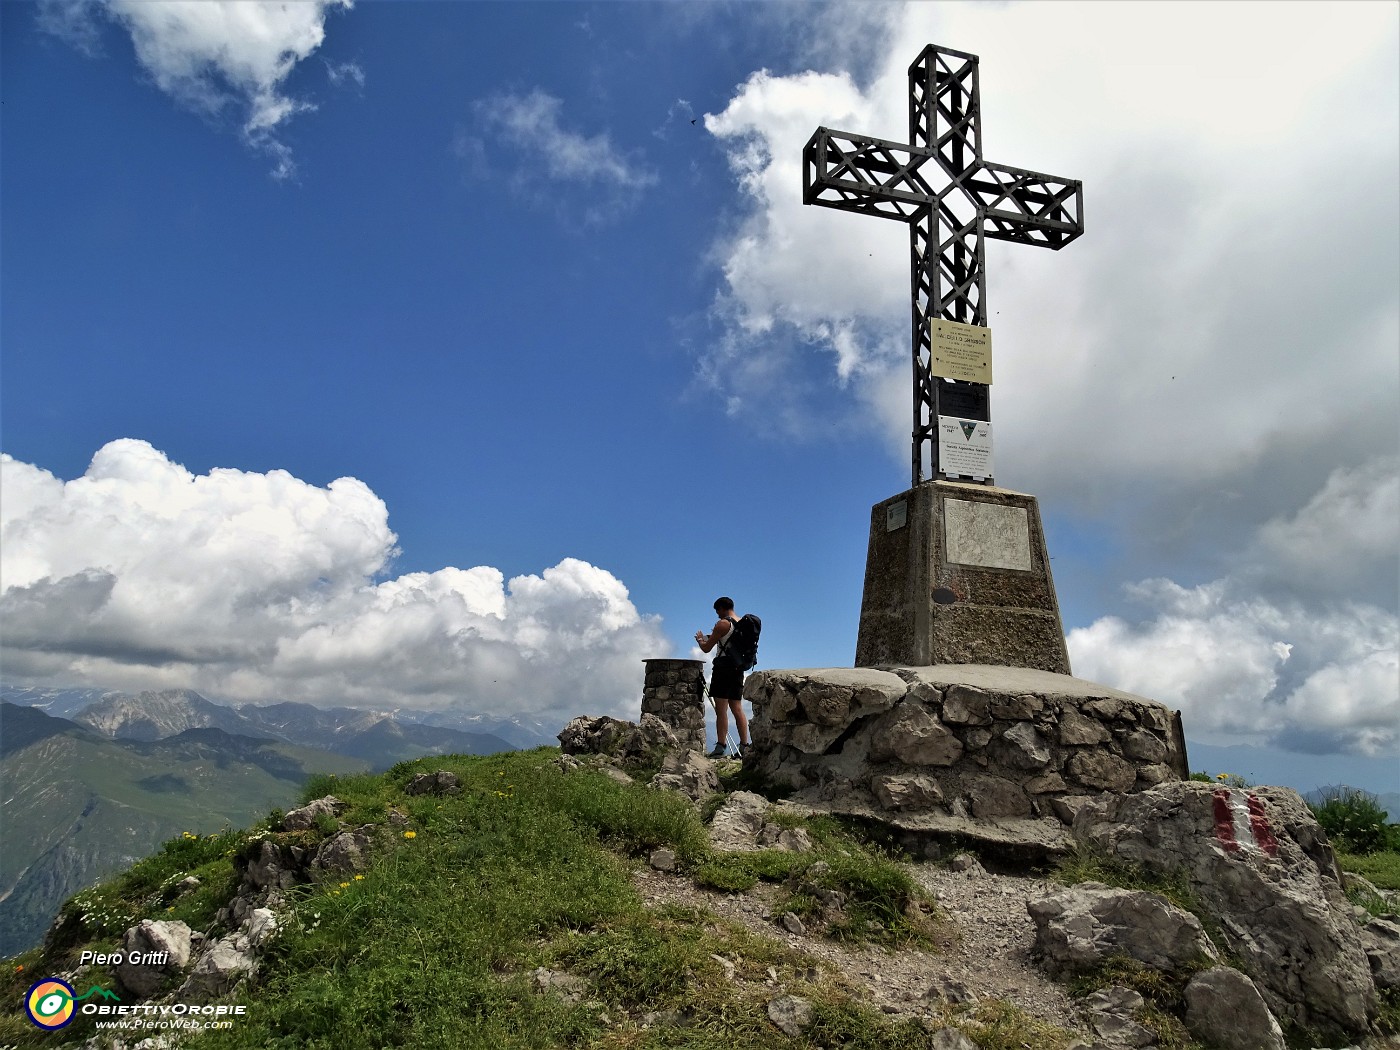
[403,830,416,839]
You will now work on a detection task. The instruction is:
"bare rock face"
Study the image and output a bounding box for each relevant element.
[1073,781,1376,1039]
[1027,883,1217,976]
[114,920,193,998]
[1182,967,1286,1050]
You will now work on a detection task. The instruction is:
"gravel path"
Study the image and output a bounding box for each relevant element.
[631,858,1090,1036]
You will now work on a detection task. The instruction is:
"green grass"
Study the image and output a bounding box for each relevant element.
[1337,849,1400,892]
[1,750,1070,1050]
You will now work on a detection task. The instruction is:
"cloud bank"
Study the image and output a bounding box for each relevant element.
[0,441,669,721]
[40,0,352,178]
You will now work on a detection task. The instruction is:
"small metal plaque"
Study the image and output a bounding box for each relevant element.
[937,416,994,480]
[886,500,908,532]
[943,498,1032,571]
[931,319,992,385]
[935,380,989,422]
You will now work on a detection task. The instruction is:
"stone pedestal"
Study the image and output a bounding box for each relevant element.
[641,659,706,752]
[855,481,1070,674]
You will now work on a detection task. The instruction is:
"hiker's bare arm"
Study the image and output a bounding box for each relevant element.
[694,618,732,653]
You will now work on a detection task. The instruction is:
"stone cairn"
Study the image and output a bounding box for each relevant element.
[640,658,706,752]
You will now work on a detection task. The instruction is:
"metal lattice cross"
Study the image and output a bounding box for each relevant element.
[803,44,1084,486]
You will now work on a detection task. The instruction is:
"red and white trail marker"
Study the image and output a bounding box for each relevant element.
[1212,788,1280,857]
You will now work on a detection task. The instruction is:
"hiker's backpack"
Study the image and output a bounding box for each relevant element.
[719,613,762,672]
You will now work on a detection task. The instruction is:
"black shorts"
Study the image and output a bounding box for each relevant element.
[709,662,744,702]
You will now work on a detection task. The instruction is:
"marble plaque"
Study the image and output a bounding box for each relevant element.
[931,319,992,384]
[943,498,1032,571]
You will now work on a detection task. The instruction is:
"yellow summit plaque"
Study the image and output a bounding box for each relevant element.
[931,319,992,385]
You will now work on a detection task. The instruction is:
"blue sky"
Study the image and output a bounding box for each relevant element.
[2,1,1396,795]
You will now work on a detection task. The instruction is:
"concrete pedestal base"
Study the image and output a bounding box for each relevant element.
[855,481,1070,673]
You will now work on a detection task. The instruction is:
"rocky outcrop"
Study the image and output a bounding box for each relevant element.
[281,796,345,831]
[1072,780,1376,1039]
[558,713,678,761]
[1027,883,1217,975]
[404,771,461,796]
[1182,967,1286,1050]
[114,920,193,998]
[708,792,812,853]
[178,908,279,1000]
[649,750,720,802]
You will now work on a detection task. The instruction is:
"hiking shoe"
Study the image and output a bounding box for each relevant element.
[708,743,728,759]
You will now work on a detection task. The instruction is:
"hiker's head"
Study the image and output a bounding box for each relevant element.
[714,596,734,615]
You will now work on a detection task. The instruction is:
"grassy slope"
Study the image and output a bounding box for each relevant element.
[0,731,367,957]
[2,751,1077,1050]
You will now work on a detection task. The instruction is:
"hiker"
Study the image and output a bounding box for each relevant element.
[694,596,758,758]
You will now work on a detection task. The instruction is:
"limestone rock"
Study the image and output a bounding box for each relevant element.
[281,795,345,831]
[114,920,192,998]
[928,1029,978,1050]
[1120,729,1168,763]
[999,722,1050,768]
[766,995,813,1036]
[709,791,771,852]
[649,848,677,872]
[649,749,720,801]
[1027,883,1217,975]
[1083,986,1154,1048]
[924,974,978,1004]
[871,773,944,811]
[312,827,375,875]
[557,713,677,759]
[871,704,963,766]
[242,840,301,892]
[1058,706,1110,745]
[940,684,992,725]
[1066,751,1136,792]
[530,967,586,1004]
[964,774,1032,819]
[1360,918,1400,990]
[404,771,461,797]
[179,936,256,999]
[1073,781,1376,1038]
[1183,967,1285,1050]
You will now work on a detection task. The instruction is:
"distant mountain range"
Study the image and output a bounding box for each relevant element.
[0,686,544,958]
[0,703,368,957]
[1,685,529,765]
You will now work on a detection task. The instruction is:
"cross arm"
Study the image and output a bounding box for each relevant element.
[966,161,1083,248]
[802,127,936,222]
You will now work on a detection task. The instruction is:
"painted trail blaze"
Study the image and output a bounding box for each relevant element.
[1212,788,1279,857]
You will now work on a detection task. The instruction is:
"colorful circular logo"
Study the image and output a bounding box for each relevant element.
[25,978,76,1030]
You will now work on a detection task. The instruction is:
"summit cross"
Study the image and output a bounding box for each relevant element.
[803,44,1084,487]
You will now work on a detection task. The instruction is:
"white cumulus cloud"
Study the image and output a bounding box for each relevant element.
[40,0,353,178]
[0,441,669,722]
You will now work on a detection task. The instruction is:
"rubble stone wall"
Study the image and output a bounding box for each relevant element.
[744,665,1187,822]
[641,658,707,752]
